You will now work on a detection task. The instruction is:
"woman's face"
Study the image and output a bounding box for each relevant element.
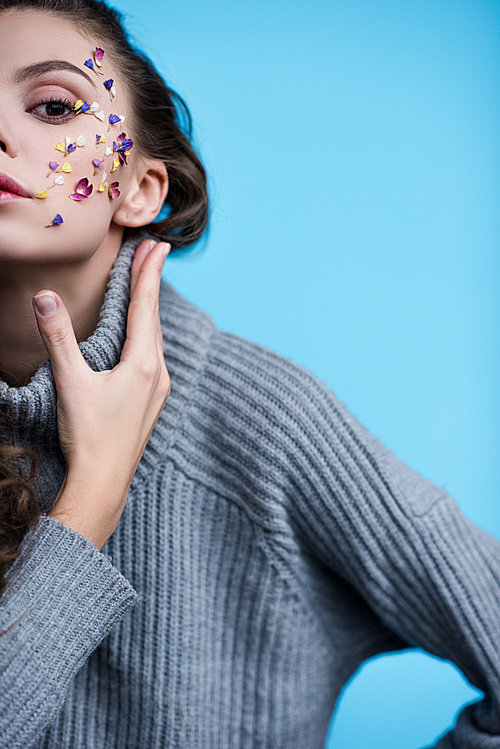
[0,10,139,262]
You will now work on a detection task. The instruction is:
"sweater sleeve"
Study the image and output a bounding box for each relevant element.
[277,364,500,747]
[0,514,139,749]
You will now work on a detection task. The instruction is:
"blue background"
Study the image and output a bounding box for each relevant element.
[113,1,500,746]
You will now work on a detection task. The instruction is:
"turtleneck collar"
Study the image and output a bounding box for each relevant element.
[0,230,150,453]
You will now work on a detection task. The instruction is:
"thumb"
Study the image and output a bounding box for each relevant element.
[32,290,85,386]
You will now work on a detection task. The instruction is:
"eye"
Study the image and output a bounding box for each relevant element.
[30,96,75,122]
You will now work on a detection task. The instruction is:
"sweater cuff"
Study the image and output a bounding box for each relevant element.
[1,513,138,686]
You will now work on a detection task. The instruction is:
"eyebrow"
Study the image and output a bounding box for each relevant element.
[13,60,97,89]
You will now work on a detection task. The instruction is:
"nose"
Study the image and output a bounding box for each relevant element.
[0,105,19,157]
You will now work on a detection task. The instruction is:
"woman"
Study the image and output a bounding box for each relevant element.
[0,1,498,748]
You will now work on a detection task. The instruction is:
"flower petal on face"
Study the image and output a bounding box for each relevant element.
[54,175,65,185]
[74,177,93,197]
[35,190,49,199]
[93,110,105,121]
[92,158,104,174]
[96,133,106,145]
[98,171,108,192]
[70,193,88,200]
[49,161,59,171]
[105,146,113,157]
[103,78,113,90]
[74,99,84,111]
[111,157,120,173]
[90,101,100,112]
[84,58,94,70]
[110,86,116,101]
[44,213,63,227]
[108,181,120,198]
[55,142,65,153]
[67,143,76,154]
[61,162,72,173]
[109,113,121,126]
[75,135,86,147]
[94,47,104,66]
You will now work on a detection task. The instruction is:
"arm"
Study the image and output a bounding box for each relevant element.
[276,365,500,747]
[0,514,138,749]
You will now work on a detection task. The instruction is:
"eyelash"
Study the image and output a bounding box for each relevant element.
[30,96,75,122]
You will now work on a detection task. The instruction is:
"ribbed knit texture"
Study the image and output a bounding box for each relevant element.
[0,231,499,748]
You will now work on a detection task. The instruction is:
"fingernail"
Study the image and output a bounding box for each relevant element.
[145,239,157,256]
[34,292,58,317]
[162,243,171,260]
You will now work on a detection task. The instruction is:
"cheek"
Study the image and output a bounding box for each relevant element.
[36,126,130,228]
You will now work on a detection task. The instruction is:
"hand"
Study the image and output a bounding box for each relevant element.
[32,239,171,550]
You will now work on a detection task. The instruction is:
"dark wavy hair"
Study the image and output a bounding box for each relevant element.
[0,0,210,625]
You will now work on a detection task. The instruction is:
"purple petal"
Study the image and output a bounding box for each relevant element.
[84,59,94,70]
[80,101,90,113]
[108,181,120,198]
[67,143,76,154]
[74,177,93,197]
[112,141,118,151]
[52,214,64,225]
[103,78,114,90]
[95,47,104,64]
[109,113,120,125]
[92,159,103,170]
[70,193,88,200]
[49,161,59,171]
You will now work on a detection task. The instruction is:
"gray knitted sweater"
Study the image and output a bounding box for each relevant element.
[0,232,499,749]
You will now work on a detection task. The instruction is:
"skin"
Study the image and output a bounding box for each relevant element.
[0,9,169,387]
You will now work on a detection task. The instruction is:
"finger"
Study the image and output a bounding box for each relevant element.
[32,290,87,387]
[156,312,163,361]
[121,242,171,368]
[130,238,158,301]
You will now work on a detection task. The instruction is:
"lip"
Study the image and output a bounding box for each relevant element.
[0,171,32,199]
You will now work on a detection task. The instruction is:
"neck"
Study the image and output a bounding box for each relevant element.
[0,225,125,388]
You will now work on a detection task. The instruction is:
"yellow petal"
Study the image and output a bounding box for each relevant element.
[35,190,49,199]
[61,162,72,173]
[111,157,120,173]
[74,99,84,110]
[55,142,65,153]
[97,134,106,143]
[97,182,106,192]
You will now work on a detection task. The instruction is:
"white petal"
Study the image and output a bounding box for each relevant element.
[75,135,86,147]
[54,175,65,185]
[94,110,105,122]
[90,101,100,111]
[105,146,112,157]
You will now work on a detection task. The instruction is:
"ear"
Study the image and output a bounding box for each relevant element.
[112,158,169,228]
